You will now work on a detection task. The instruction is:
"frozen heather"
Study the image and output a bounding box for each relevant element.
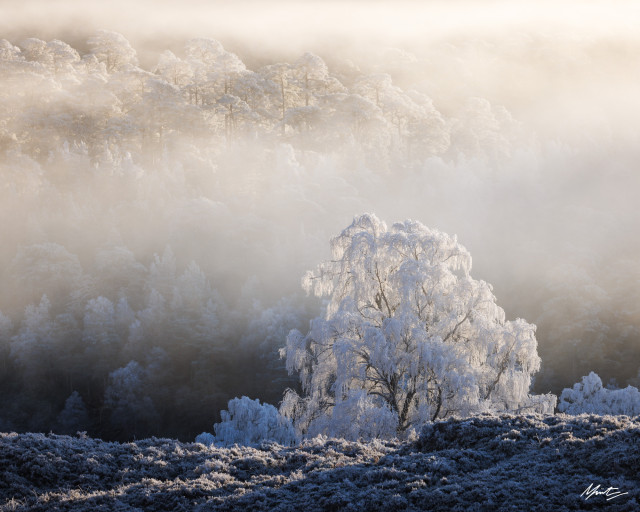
[2,414,639,511]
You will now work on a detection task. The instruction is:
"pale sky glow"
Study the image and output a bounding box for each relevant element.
[3,0,639,136]
[3,0,639,50]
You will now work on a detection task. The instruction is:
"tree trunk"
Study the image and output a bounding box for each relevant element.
[431,386,443,421]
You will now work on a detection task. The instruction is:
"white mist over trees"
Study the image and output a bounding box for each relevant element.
[0,16,638,441]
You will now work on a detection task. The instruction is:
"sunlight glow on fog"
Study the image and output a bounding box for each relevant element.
[4,0,639,137]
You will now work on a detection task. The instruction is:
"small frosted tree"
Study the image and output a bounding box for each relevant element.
[56,391,90,435]
[281,214,554,439]
[104,361,158,438]
[9,295,57,395]
[207,396,298,447]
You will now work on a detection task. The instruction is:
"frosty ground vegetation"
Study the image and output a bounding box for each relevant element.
[1,414,638,511]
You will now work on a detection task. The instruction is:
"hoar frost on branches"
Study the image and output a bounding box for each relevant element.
[280,214,555,440]
[558,372,640,416]
[197,396,298,447]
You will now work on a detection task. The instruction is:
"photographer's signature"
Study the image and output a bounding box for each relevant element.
[581,483,628,501]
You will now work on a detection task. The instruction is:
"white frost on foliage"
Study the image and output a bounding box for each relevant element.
[3,415,640,511]
[558,371,640,416]
[194,432,215,446]
[209,396,299,447]
[282,213,555,440]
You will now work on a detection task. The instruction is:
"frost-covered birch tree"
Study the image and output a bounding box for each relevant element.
[281,214,555,439]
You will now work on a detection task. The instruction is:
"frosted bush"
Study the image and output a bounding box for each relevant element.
[210,396,299,447]
[195,432,216,446]
[558,371,640,415]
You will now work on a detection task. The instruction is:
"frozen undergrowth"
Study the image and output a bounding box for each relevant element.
[1,414,639,511]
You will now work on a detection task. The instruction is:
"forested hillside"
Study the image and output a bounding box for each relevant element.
[0,30,639,441]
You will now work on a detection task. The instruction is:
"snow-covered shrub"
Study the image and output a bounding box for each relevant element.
[194,432,216,446]
[210,396,299,447]
[558,371,640,415]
